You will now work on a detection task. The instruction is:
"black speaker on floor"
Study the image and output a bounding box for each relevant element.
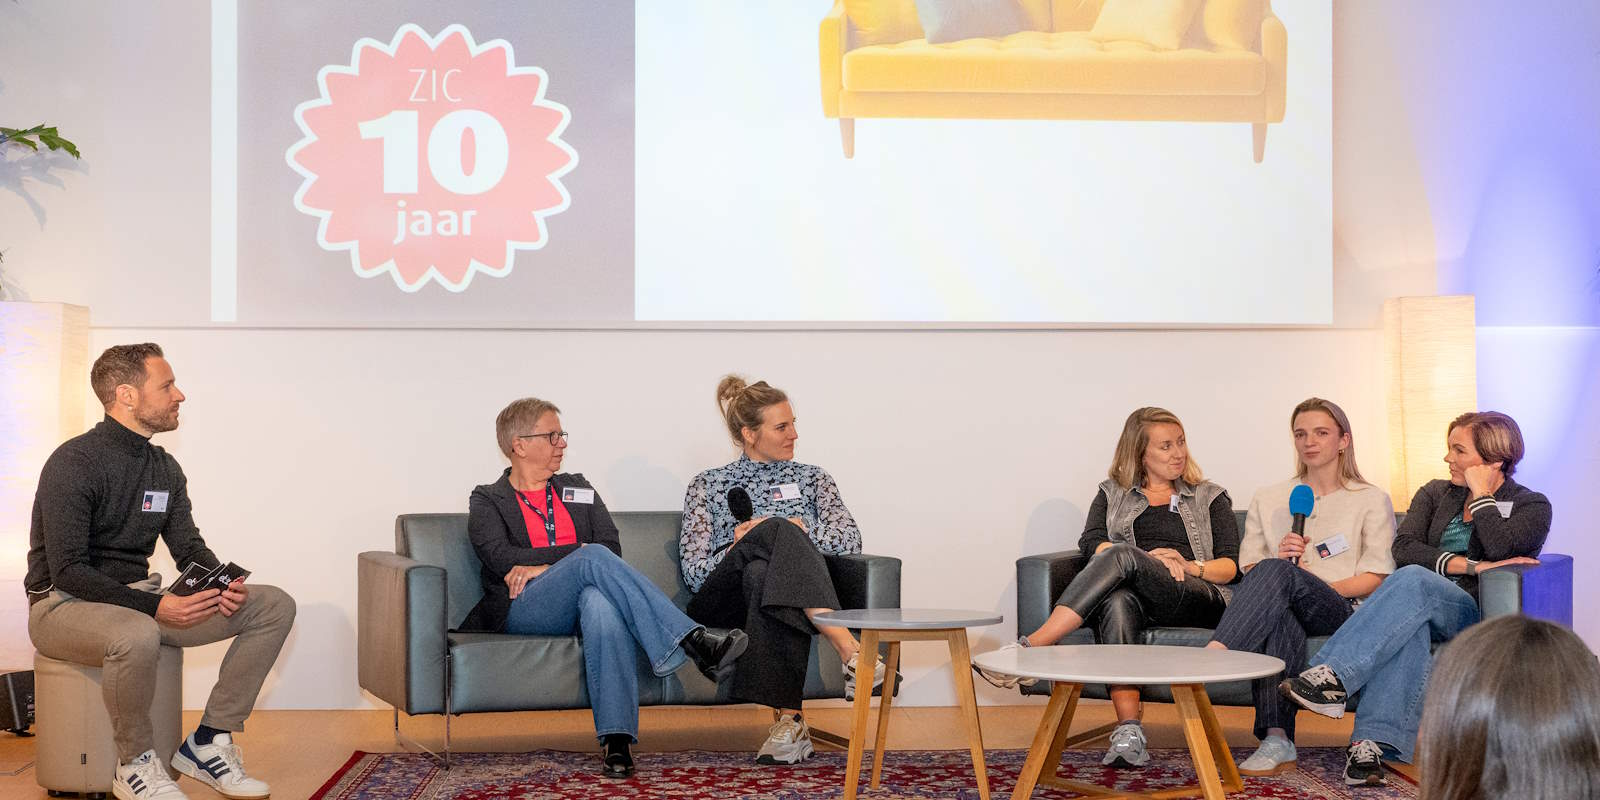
[0,669,35,735]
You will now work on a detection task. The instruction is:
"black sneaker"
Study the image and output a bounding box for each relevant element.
[1344,739,1386,786]
[600,734,635,779]
[1278,664,1348,719]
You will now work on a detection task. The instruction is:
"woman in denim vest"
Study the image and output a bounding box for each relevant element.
[978,406,1240,769]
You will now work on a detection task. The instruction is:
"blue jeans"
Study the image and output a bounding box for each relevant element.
[1312,565,1479,762]
[503,545,699,741]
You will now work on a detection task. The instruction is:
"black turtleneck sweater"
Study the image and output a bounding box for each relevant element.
[25,416,218,616]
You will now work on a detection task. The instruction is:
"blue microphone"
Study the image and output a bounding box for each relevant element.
[1288,484,1316,565]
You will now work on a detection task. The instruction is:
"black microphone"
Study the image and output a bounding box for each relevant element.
[1288,484,1315,565]
[714,487,753,557]
[727,486,753,523]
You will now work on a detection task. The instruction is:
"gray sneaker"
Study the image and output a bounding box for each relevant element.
[1237,734,1297,776]
[756,714,814,765]
[973,640,1039,690]
[1102,722,1150,768]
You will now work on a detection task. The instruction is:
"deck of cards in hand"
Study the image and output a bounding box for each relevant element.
[168,561,251,596]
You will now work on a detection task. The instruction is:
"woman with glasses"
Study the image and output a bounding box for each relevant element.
[679,375,872,766]
[1201,398,1396,777]
[977,407,1240,771]
[461,397,749,779]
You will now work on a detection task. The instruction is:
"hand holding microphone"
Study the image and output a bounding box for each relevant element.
[1286,484,1315,565]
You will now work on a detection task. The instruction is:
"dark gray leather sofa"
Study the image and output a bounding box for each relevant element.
[357,511,901,763]
[1015,511,1574,706]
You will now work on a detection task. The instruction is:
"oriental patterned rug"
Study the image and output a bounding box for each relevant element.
[311,747,1419,799]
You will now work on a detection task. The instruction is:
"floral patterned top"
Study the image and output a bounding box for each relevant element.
[679,454,862,591]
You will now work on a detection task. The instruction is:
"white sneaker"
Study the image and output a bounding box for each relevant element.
[843,650,887,701]
[171,732,271,798]
[973,640,1039,690]
[114,751,189,800]
[756,713,815,765]
[1238,734,1297,776]
[1102,722,1150,768]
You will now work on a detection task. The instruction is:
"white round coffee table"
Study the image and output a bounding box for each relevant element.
[813,609,1003,800]
[970,645,1284,800]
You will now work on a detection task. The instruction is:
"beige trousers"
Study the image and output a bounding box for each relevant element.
[29,577,296,762]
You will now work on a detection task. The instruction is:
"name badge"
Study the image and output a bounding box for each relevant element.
[1168,495,1180,513]
[560,487,595,504]
[1314,533,1351,559]
[142,491,169,512]
[1494,500,1513,517]
[770,482,802,501]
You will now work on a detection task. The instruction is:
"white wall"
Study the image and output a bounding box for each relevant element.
[4,1,1597,711]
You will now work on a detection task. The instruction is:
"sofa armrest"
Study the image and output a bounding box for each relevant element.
[819,0,847,117]
[358,551,450,715]
[1017,549,1091,637]
[1260,11,1287,122]
[826,552,902,610]
[1479,553,1573,626]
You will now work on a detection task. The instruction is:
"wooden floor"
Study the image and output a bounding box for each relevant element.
[0,700,1404,798]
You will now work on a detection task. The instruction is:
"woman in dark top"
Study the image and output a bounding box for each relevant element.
[679,375,870,766]
[977,407,1240,769]
[1279,411,1549,788]
[463,397,748,779]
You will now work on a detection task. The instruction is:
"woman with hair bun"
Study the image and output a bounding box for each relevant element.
[679,375,872,765]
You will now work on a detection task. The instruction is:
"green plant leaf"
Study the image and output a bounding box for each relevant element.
[38,132,81,158]
[1,123,81,157]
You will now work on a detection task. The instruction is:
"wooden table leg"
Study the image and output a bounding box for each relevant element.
[1193,685,1242,791]
[947,630,991,800]
[1172,684,1226,800]
[1037,682,1081,788]
[1010,682,1078,800]
[842,629,878,800]
[869,639,901,789]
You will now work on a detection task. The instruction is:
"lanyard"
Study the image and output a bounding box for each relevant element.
[516,484,559,547]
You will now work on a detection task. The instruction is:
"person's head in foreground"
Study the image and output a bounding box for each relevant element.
[1418,614,1600,800]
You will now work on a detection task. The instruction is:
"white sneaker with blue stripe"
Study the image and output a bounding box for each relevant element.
[113,750,189,800]
[171,732,271,799]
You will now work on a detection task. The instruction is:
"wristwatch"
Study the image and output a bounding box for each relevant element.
[1465,559,1481,576]
[1194,557,1207,577]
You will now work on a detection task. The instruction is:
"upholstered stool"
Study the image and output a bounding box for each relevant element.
[34,647,183,797]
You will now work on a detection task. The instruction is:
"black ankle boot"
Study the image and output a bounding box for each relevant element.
[682,626,750,681]
[600,734,635,779]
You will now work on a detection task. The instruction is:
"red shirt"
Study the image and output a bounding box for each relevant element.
[516,488,578,548]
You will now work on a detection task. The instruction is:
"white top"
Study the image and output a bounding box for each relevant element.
[971,645,1284,684]
[812,608,1003,630]
[1240,477,1396,586]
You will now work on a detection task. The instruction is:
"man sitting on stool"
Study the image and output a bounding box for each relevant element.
[25,343,296,800]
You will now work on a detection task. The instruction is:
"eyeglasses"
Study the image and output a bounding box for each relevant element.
[515,430,569,446]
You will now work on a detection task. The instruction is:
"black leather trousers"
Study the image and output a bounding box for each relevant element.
[1054,543,1227,646]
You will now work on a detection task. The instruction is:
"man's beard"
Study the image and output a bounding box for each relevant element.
[135,406,180,433]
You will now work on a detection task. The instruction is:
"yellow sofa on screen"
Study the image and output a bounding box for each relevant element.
[819,0,1286,161]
